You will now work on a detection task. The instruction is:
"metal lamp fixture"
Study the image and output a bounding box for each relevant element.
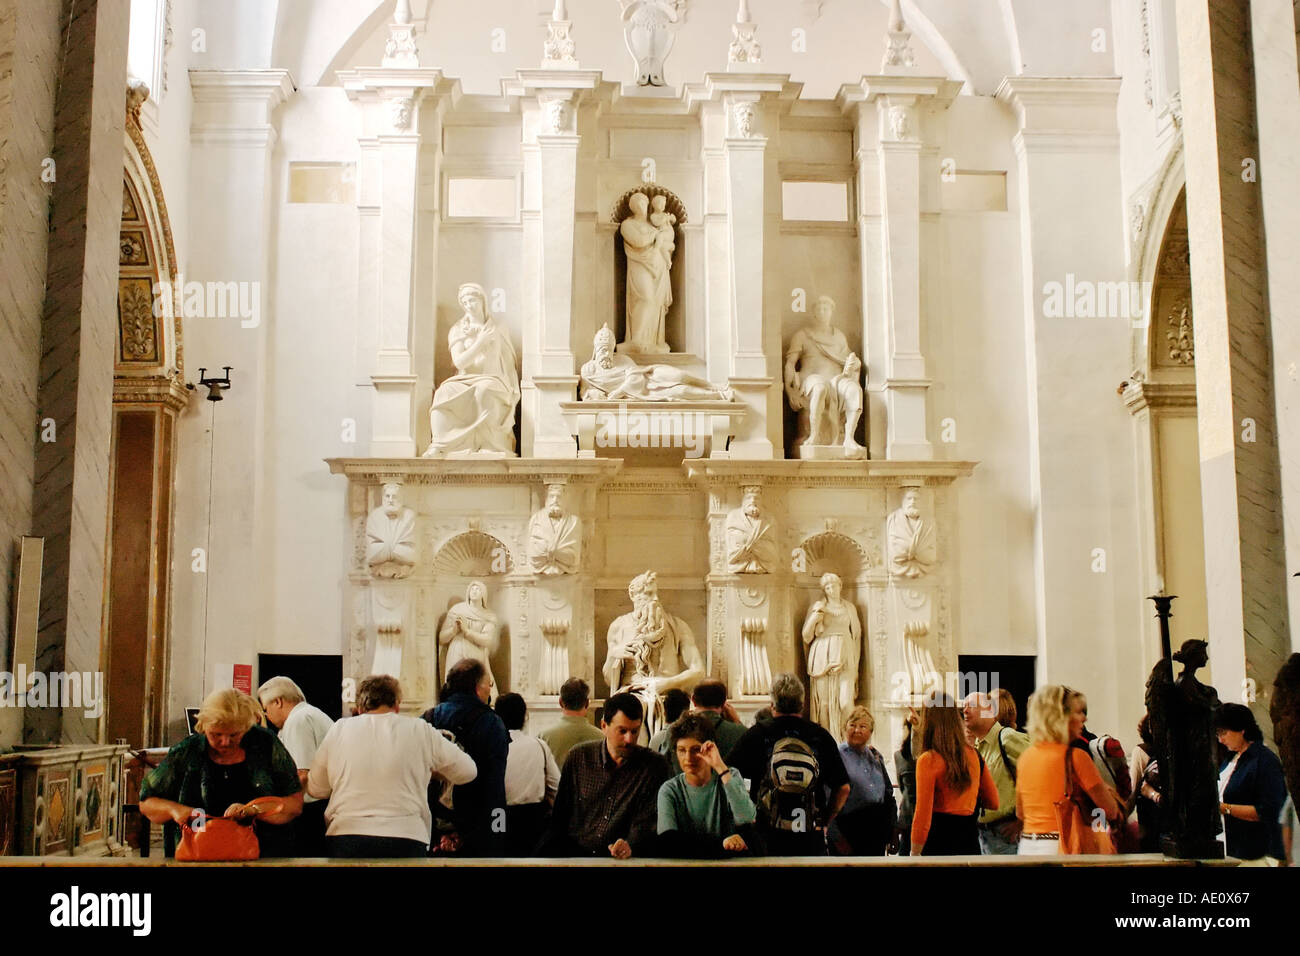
[189,366,233,402]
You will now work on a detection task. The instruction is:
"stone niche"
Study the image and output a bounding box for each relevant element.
[330,456,973,758]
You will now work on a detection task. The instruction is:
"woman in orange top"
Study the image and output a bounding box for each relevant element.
[910,694,998,855]
[1015,685,1121,856]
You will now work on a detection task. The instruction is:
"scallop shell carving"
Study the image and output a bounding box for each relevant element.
[432,531,514,576]
[797,531,869,580]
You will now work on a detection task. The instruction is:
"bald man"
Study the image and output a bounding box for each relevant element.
[963,692,1029,855]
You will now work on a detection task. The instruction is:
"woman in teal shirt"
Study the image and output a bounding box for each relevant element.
[657,714,763,857]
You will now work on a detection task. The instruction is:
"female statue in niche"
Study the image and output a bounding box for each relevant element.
[425,283,520,457]
[802,572,862,742]
[619,192,673,354]
[439,580,501,691]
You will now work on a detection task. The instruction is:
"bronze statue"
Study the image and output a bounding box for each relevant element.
[1270,652,1300,807]
[1145,639,1223,858]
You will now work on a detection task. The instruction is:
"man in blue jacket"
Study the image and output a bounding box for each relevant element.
[423,659,509,857]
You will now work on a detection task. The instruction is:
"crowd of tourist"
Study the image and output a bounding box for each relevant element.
[137,666,1298,864]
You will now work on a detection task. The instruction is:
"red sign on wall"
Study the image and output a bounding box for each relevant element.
[232,664,253,696]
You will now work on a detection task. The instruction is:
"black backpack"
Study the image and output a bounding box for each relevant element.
[758,736,821,832]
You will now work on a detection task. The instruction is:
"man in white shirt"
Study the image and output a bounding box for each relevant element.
[259,676,335,855]
[495,693,560,855]
[308,674,477,858]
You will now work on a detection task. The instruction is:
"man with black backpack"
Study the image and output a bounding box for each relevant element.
[727,673,850,856]
[963,691,1029,855]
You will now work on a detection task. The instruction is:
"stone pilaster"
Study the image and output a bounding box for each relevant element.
[1177,1,1292,727]
[340,68,454,457]
[690,74,802,459]
[506,70,602,458]
[839,77,959,461]
[26,0,129,744]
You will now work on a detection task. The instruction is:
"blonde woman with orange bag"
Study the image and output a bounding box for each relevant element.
[1015,685,1121,856]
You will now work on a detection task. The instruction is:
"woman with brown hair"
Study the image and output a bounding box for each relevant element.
[995,688,1019,731]
[1015,685,1121,856]
[910,694,998,855]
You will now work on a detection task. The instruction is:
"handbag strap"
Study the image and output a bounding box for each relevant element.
[997,728,1017,782]
[1063,745,1076,803]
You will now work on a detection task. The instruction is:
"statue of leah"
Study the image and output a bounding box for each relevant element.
[802,572,861,742]
[580,324,733,402]
[619,192,673,354]
[439,580,501,690]
[425,283,520,457]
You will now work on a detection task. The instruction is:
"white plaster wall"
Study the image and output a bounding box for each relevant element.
[270,86,361,655]
[140,0,197,288]
[928,96,1036,659]
[190,0,278,70]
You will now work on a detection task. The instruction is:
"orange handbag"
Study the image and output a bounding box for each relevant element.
[1054,748,1117,855]
[174,797,281,862]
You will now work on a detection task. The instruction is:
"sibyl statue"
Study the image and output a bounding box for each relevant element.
[425,283,520,457]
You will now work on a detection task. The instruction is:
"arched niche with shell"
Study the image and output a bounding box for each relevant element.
[431,529,516,693]
[610,183,689,354]
[790,529,871,704]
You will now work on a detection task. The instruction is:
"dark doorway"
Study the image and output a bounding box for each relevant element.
[957,655,1036,732]
[257,654,344,721]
